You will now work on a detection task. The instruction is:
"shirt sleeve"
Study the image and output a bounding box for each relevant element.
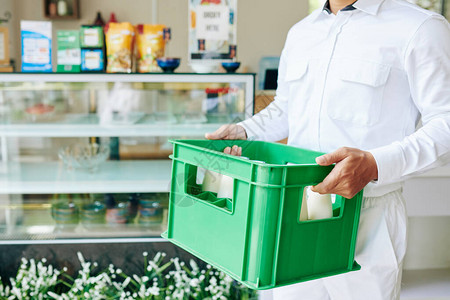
[238,47,289,142]
[369,16,450,185]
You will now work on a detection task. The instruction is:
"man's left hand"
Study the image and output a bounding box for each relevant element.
[311,147,378,199]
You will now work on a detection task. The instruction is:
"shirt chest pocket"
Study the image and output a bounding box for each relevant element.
[326,60,391,127]
[285,61,309,82]
[285,61,312,111]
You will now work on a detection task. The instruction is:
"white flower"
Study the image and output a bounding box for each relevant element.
[76,252,85,264]
[190,278,200,287]
[149,261,159,272]
[143,252,148,257]
[122,276,131,288]
[133,274,141,284]
[154,252,161,262]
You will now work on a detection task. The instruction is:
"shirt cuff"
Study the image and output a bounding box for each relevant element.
[368,142,406,186]
[237,118,263,141]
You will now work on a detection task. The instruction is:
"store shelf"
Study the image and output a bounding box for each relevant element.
[401,269,450,300]
[0,115,226,137]
[0,224,167,243]
[0,73,256,84]
[0,160,172,194]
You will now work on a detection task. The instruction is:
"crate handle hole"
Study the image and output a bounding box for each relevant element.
[187,166,234,213]
[299,186,343,222]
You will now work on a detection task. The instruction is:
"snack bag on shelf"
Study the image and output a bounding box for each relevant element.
[136,24,166,73]
[105,22,135,73]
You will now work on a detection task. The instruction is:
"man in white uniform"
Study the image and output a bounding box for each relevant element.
[206,0,450,299]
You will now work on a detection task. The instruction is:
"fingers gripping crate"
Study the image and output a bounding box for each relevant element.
[162,139,363,290]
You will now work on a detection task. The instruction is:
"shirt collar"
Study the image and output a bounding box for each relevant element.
[318,0,383,17]
[323,0,357,14]
[353,0,384,15]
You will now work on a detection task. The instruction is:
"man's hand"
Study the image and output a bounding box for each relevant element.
[311,147,378,199]
[205,124,247,140]
[205,124,247,156]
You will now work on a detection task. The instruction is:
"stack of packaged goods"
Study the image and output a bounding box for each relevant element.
[79,25,105,72]
[22,13,171,73]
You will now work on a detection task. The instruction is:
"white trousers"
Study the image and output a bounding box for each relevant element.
[272,189,408,300]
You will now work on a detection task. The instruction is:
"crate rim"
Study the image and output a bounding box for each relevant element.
[169,139,325,168]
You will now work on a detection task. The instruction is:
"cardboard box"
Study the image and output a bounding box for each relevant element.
[57,30,81,73]
[21,21,52,72]
[80,26,104,48]
[81,48,104,72]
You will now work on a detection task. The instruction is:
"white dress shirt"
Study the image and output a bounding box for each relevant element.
[239,0,450,197]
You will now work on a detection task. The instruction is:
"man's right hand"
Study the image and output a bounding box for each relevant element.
[205,124,247,156]
[205,124,247,140]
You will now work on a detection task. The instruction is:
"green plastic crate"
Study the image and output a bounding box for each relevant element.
[162,139,363,290]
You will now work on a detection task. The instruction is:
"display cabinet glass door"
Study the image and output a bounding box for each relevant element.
[0,74,254,242]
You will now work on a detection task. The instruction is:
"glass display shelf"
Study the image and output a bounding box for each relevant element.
[0,193,169,244]
[0,115,237,138]
[0,160,171,194]
[0,73,255,244]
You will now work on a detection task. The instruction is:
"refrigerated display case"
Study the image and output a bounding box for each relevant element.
[0,73,254,244]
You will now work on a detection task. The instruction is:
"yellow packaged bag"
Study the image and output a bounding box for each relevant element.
[136,24,166,73]
[106,22,135,73]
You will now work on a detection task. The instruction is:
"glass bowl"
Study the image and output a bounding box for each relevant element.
[190,60,220,73]
[58,143,110,173]
[222,61,241,73]
[157,57,181,73]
